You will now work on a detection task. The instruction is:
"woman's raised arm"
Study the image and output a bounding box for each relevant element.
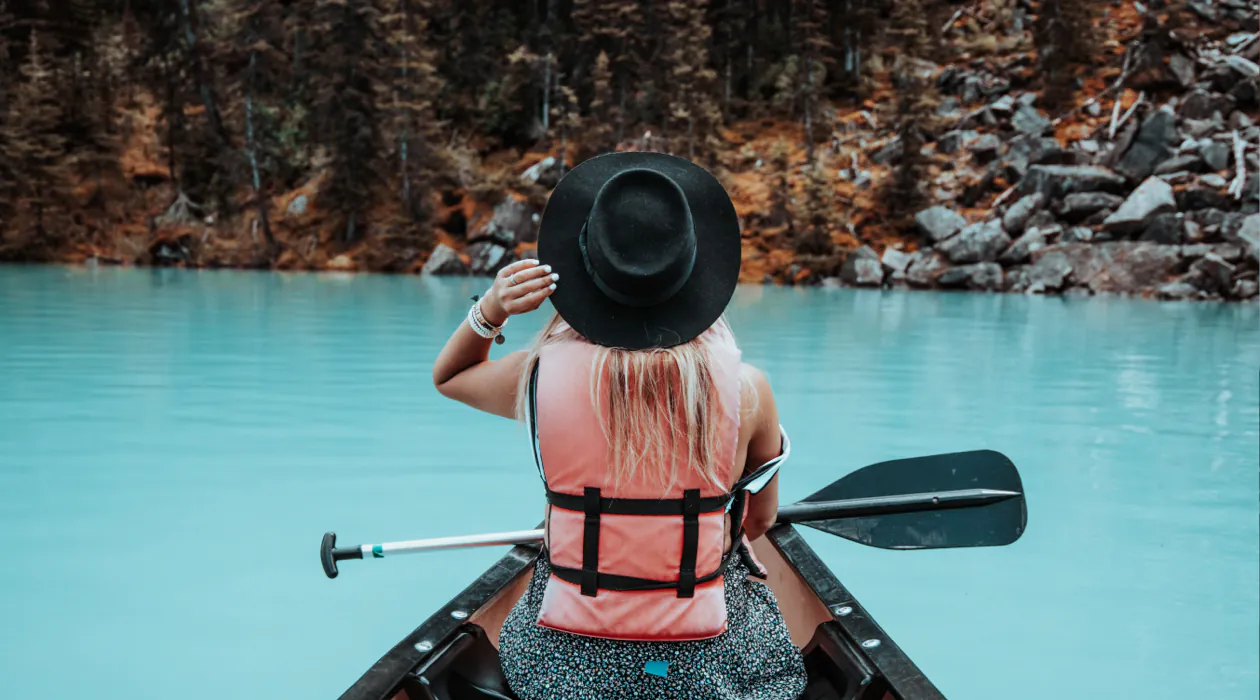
[432,259,557,419]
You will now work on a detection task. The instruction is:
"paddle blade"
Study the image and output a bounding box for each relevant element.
[799,450,1026,550]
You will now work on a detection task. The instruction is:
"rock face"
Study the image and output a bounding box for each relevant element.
[915,206,968,243]
[1002,193,1047,233]
[906,250,951,287]
[469,198,536,246]
[1139,213,1185,244]
[938,262,1003,290]
[999,225,1056,265]
[840,247,884,287]
[1235,214,1260,264]
[1185,253,1236,294]
[421,244,469,276]
[938,220,1011,263]
[467,241,516,276]
[1031,242,1182,294]
[881,248,914,282]
[1103,177,1177,235]
[1059,192,1124,222]
[1024,251,1074,293]
[1115,109,1180,182]
[1016,165,1127,199]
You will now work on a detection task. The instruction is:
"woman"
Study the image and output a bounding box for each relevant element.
[432,152,807,699]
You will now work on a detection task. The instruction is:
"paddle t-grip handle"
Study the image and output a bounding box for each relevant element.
[321,532,364,579]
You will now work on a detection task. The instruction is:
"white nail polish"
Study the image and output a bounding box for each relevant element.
[549,283,557,290]
[544,265,552,273]
[551,273,560,281]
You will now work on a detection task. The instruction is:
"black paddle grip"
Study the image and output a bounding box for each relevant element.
[321,532,364,579]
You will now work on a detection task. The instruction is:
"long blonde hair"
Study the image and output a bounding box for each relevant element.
[516,313,744,492]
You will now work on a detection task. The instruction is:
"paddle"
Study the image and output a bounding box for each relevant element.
[320,449,1025,578]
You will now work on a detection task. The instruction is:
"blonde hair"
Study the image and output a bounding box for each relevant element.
[516,313,744,492]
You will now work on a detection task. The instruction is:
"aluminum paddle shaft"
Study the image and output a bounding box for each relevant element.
[320,487,1020,578]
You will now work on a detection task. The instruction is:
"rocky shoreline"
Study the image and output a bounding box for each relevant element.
[830,26,1260,302]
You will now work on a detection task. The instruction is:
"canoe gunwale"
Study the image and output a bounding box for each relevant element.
[336,544,539,700]
[337,525,945,700]
[764,525,946,699]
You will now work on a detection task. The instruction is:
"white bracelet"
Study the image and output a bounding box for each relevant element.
[467,299,507,341]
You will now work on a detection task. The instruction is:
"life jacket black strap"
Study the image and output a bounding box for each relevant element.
[548,554,732,592]
[546,487,731,516]
[678,489,700,598]
[581,486,601,597]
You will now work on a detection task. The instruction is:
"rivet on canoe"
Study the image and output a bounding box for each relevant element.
[451,610,469,620]
[833,606,853,617]
[862,639,881,649]
[414,641,433,653]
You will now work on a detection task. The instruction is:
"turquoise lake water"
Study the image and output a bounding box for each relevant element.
[1,265,1257,699]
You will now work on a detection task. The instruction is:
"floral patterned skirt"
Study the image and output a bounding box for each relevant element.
[499,556,808,700]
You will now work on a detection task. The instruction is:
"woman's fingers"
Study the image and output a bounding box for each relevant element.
[503,269,557,298]
[510,281,557,313]
[498,258,539,279]
[504,262,552,288]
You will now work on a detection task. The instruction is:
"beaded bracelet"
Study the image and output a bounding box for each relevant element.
[468,295,507,344]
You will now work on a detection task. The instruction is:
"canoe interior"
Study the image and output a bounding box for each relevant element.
[341,526,943,700]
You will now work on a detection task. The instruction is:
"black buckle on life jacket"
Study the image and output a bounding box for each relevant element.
[581,486,601,597]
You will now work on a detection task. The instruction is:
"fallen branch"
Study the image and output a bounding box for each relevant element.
[940,8,966,35]
[1108,99,1125,140]
[1111,92,1146,140]
[1053,44,1138,128]
[991,186,1017,209]
[1229,130,1247,199]
[1230,33,1258,54]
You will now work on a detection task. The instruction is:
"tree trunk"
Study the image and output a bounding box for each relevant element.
[177,0,228,146]
[542,53,552,132]
[244,47,275,255]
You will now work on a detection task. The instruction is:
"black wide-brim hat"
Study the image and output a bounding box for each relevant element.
[537,152,741,350]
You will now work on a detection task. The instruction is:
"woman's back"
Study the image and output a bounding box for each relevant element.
[430,152,806,698]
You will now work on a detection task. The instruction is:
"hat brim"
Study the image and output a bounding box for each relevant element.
[537,152,741,350]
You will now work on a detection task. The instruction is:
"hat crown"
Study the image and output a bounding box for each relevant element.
[581,169,697,308]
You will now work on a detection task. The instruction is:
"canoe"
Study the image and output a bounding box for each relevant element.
[337,524,945,700]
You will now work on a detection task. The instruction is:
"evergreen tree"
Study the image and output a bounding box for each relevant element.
[663,0,720,161]
[1035,0,1097,108]
[308,0,388,244]
[380,0,443,227]
[0,0,15,228]
[586,50,616,154]
[880,0,938,224]
[5,30,69,238]
[796,0,833,163]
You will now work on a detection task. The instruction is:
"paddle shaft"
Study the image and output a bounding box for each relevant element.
[323,487,1020,575]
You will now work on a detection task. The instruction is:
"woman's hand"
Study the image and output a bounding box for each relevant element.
[480,259,559,326]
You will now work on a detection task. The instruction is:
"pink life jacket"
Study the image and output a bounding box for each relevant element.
[526,324,787,642]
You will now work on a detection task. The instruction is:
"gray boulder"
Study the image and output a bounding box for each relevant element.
[1201,141,1232,172]
[1179,90,1235,120]
[939,130,979,154]
[1201,173,1228,188]
[467,241,516,276]
[421,244,470,276]
[1006,137,1070,176]
[1169,54,1197,87]
[1185,253,1236,294]
[1000,225,1057,265]
[1153,153,1206,175]
[881,248,914,282]
[1115,109,1180,182]
[1157,280,1203,300]
[1024,251,1074,293]
[1011,105,1051,135]
[938,220,1011,264]
[1139,213,1185,245]
[1059,192,1124,222]
[1103,177,1177,235]
[840,246,884,287]
[1233,214,1260,264]
[937,262,1004,291]
[905,250,952,287]
[915,206,968,243]
[968,133,1004,162]
[1017,165,1127,199]
[1002,193,1048,233]
[1031,242,1182,294]
[1061,227,1094,244]
[1233,279,1260,299]
[470,197,536,246]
